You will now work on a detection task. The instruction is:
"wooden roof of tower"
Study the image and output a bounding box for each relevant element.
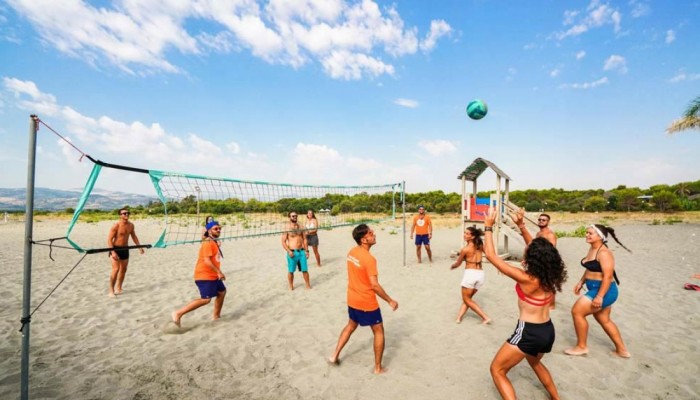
[457,157,512,181]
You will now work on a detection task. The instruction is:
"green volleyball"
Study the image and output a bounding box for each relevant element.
[466,99,488,120]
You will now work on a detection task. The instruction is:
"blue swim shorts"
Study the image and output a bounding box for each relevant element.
[415,234,430,246]
[286,249,308,273]
[195,279,226,299]
[584,279,618,308]
[348,306,383,326]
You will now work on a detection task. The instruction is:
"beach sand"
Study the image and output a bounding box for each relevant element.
[1,217,699,399]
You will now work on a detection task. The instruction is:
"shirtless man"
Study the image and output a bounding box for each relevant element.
[281,211,311,290]
[107,207,145,297]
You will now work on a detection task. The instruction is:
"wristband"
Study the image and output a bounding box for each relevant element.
[484,227,493,231]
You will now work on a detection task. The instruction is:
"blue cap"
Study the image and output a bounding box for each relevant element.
[206,221,220,231]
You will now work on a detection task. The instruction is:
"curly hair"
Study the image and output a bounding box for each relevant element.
[466,226,484,250]
[524,237,567,293]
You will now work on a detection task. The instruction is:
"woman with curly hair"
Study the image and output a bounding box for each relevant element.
[564,224,631,358]
[482,208,567,400]
[450,226,490,324]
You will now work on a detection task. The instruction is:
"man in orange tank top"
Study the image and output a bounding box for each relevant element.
[328,224,399,374]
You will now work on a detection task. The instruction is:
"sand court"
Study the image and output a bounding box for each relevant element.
[1,218,699,399]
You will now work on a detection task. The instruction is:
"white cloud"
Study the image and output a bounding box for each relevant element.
[394,98,418,108]
[6,0,451,80]
[226,142,241,154]
[559,77,609,89]
[576,50,586,60]
[629,0,651,18]
[603,55,627,74]
[668,72,700,83]
[550,68,561,78]
[556,1,622,40]
[418,139,457,156]
[420,19,451,52]
[665,30,675,44]
[321,50,394,80]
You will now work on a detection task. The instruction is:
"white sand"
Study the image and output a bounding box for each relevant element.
[1,218,699,399]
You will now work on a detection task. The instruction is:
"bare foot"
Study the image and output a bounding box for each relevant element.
[374,367,388,374]
[481,318,492,325]
[564,347,589,356]
[305,285,312,290]
[108,292,116,298]
[171,311,181,328]
[612,350,631,358]
[289,286,294,291]
[327,357,339,366]
[212,315,221,321]
[455,318,462,324]
[115,288,123,295]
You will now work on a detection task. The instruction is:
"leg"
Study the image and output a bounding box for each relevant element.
[462,287,491,324]
[115,259,128,294]
[490,342,527,400]
[287,272,294,290]
[456,302,468,323]
[370,322,387,374]
[212,290,226,320]
[302,271,312,289]
[172,298,212,327]
[108,257,120,297]
[592,307,630,358]
[565,297,594,355]
[425,244,433,263]
[525,353,560,400]
[329,319,359,364]
[312,245,321,266]
[415,245,422,263]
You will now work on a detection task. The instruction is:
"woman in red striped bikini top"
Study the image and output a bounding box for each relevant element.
[482,208,568,400]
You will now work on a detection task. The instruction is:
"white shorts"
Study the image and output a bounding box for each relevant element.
[461,269,485,290]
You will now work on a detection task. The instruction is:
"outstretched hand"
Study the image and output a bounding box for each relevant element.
[509,208,525,226]
[485,207,497,227]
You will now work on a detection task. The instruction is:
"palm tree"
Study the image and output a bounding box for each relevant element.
[675,182,690,199]
[667,95,700,134]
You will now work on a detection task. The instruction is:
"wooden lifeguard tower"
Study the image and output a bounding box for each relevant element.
[457,157,519,258]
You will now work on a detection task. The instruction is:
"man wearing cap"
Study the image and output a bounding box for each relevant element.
[171,220,226,327]
[107,207,145,297]
[410,205,433,264]
[281,211,311,290]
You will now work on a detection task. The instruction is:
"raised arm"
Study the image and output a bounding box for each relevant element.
[509,208,533,245]
[484,208,531,283]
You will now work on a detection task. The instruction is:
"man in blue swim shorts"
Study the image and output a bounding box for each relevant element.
[171,220,227,327]
[281,211,311,290]
[410,205,433,264]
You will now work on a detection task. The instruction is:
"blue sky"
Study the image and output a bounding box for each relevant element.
[0,0,698,196]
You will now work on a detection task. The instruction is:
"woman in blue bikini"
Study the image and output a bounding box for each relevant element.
[483,208,567,400]
[565,224,631,358]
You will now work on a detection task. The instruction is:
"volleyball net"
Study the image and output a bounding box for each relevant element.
[65,159,404,252]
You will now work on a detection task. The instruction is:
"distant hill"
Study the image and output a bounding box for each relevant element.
[0,188,157,211]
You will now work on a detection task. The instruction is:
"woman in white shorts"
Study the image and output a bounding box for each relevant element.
[450,226,491,324]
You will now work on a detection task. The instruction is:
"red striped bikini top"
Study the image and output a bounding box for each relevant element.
[515,283,553,307]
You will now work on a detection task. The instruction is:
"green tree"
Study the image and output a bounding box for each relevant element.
[653,191,681,212]
[616,188,641,212]
[583,196,607,212]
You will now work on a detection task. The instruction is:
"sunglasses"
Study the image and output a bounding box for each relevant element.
[120,212,130,216]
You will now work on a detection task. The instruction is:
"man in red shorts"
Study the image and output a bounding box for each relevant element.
[328,224,399,374]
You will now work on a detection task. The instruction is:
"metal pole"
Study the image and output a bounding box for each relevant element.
[21,115,39,400]
[402,181,406,267]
